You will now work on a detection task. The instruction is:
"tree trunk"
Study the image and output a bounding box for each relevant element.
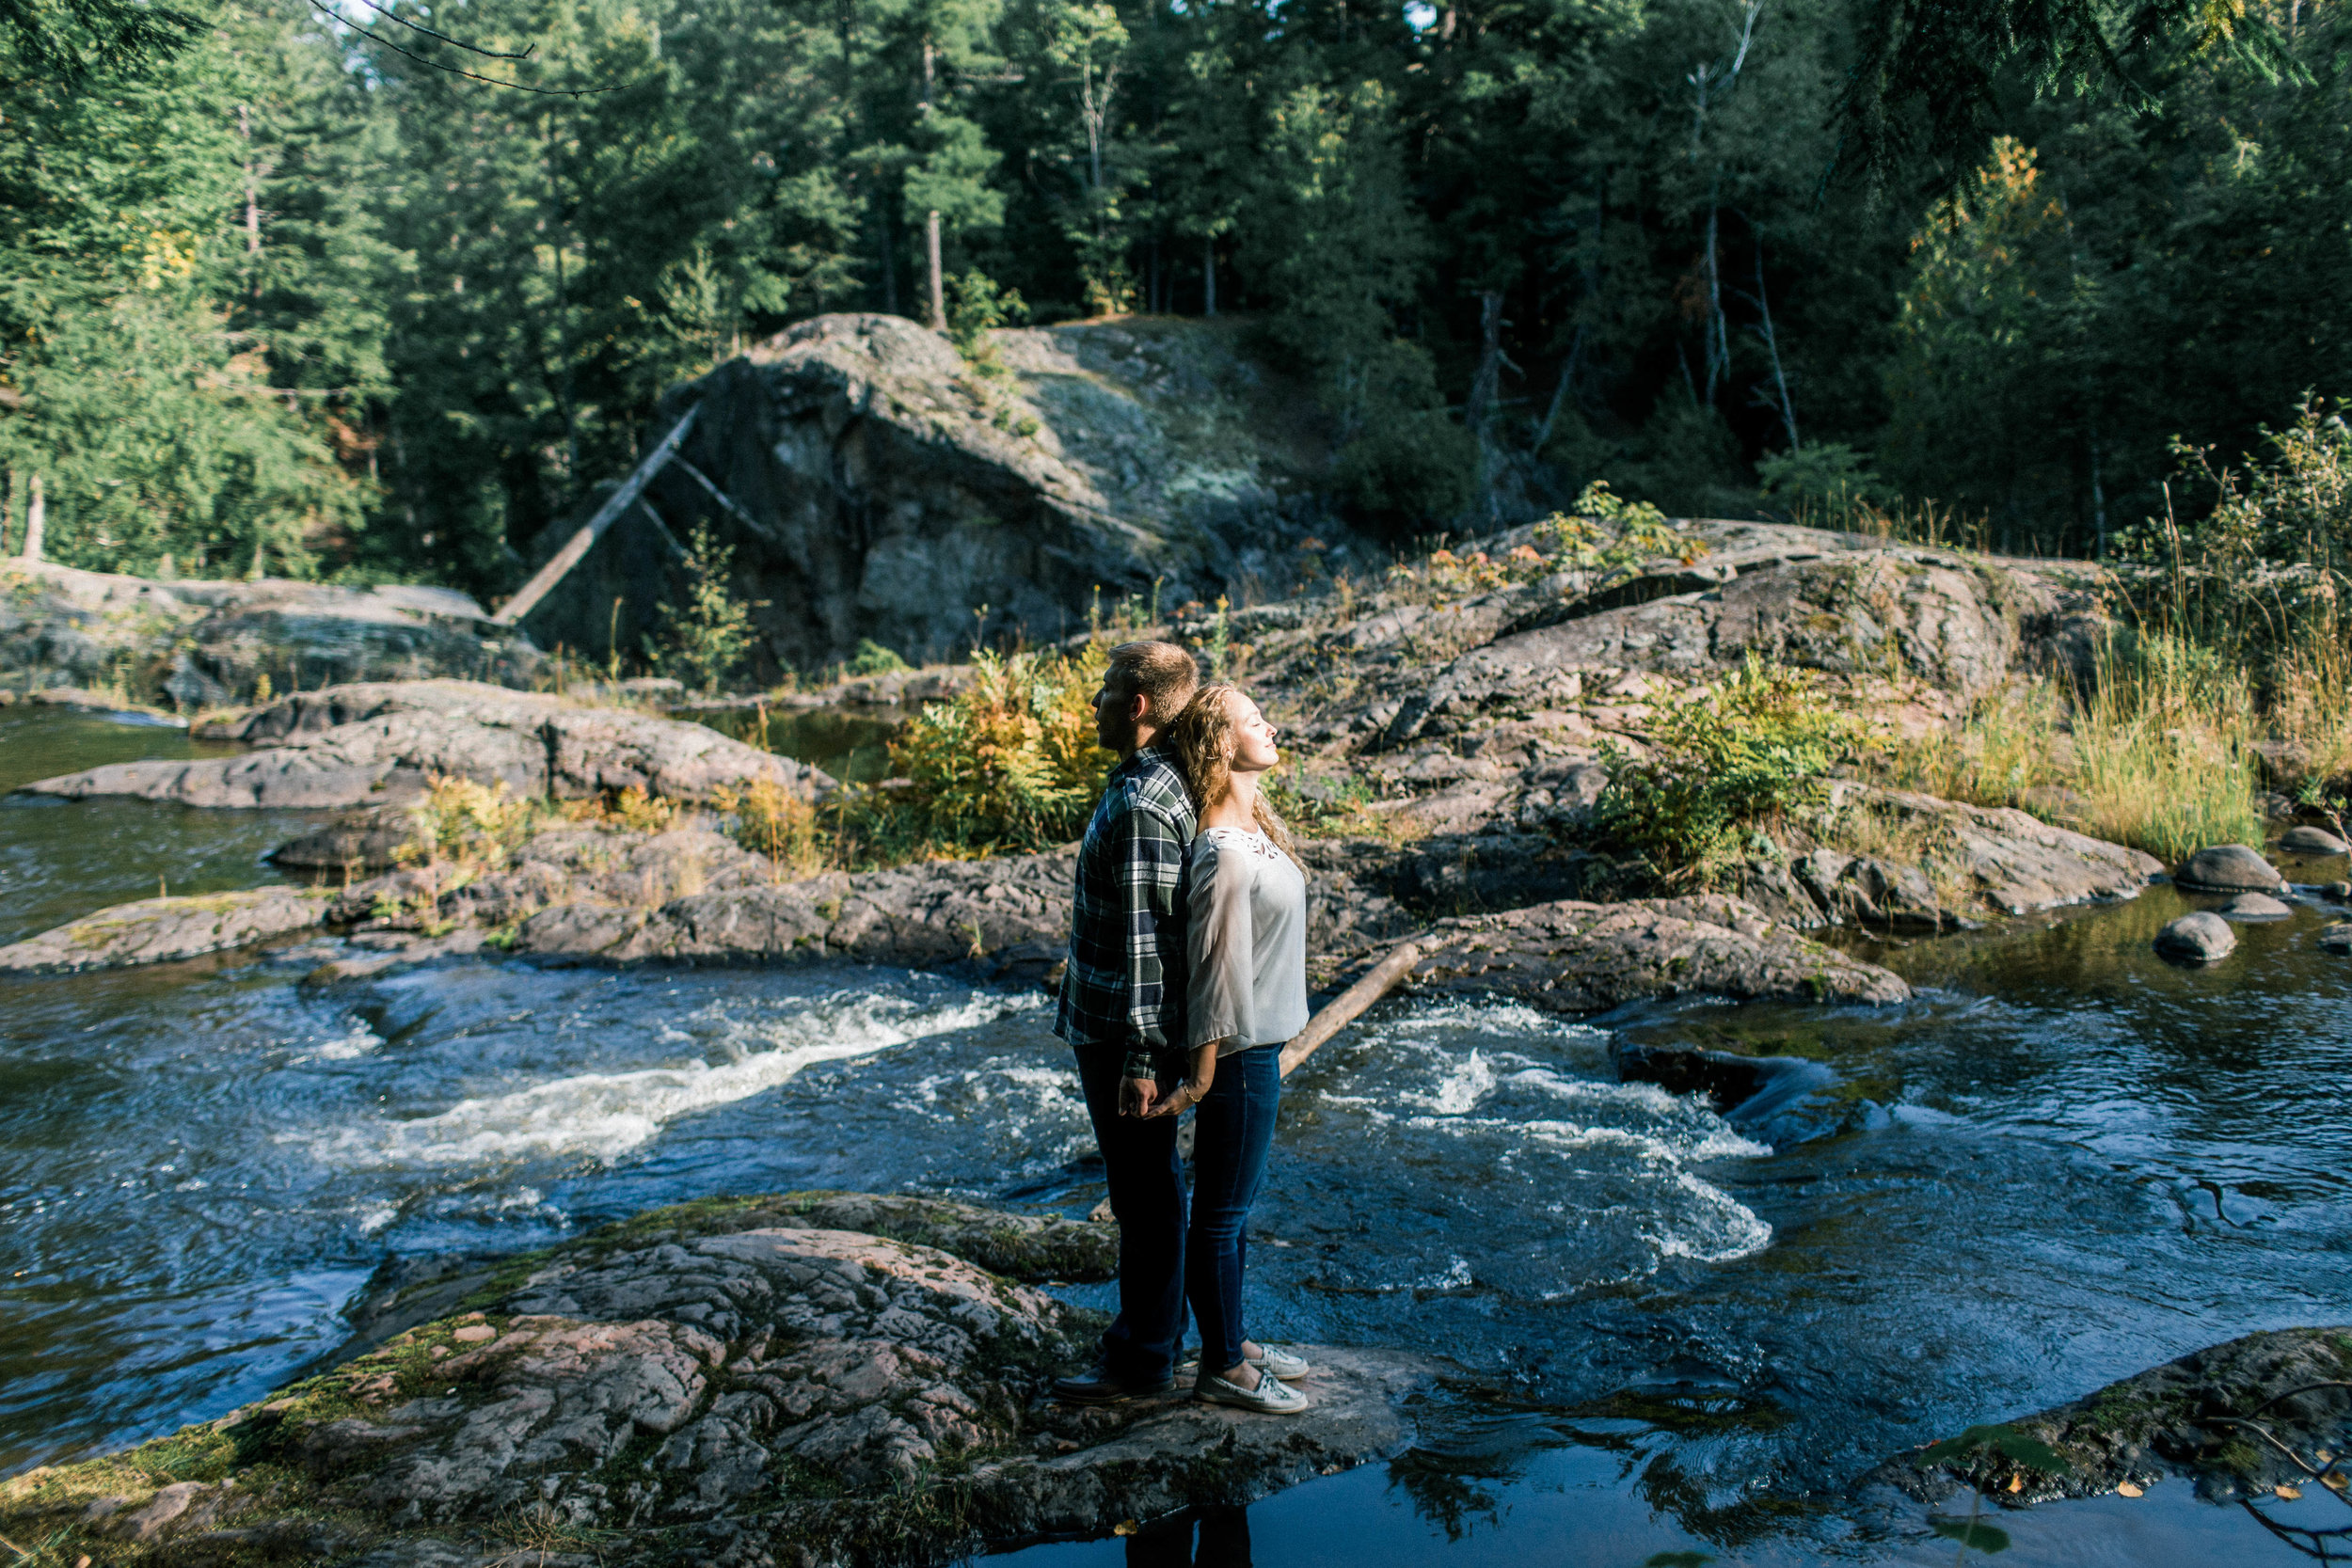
[926,210,946,330]
[1203,236,1216,316]
[21,472,41,562]
[1466,290,1505,433]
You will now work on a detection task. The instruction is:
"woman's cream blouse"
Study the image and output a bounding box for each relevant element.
[1184,827,1310,1054]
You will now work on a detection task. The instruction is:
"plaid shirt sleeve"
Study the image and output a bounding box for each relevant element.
[1112,799,1189,1080]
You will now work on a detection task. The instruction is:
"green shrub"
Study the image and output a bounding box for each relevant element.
[1335,405,1479,534]
[1590,656,1868,886]
[847,638,911,676]
[834,645,1107,862]
[646,523,764,695]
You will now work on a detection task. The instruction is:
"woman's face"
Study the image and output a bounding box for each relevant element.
[1226,695,1280,774]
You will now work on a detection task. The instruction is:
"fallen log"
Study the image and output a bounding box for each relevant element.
[493,404,700,626]
[1279,939,1422,1078]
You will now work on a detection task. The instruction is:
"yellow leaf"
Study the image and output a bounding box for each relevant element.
[2007,1472,2025,1493]
[2116,1481,2144,1498]
[1112,1520,1139,1536]
[2277,1483,2302,1500]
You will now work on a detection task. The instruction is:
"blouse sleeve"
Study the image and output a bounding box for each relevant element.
[1185,836,1255,1051]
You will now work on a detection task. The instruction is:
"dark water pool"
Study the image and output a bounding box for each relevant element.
[3,708,2346,1562]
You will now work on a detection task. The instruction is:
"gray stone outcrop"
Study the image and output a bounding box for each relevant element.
[17,679,829,810]
[2280,825,2351,855]
[0,560,537,710]
[519,313,1354,672]
[1409,894,1911,1011]
[0,1196,1433,1566]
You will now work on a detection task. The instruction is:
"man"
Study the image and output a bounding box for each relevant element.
[1051,639,1200,1402]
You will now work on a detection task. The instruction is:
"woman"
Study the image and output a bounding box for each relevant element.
[1149,683,1313,1414]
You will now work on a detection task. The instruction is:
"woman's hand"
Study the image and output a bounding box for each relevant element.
[1143,1044,1219,1117]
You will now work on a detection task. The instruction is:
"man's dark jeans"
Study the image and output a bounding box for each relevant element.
[1074,1048,1189,1383]
[1185,1043,1280,1373]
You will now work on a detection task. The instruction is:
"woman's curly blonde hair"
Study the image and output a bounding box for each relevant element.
[1167,684,1296,856]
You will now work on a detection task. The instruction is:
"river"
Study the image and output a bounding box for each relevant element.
[2,705,2345,1564]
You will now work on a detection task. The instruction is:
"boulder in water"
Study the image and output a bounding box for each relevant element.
[2320,923,2352,952]
[2173,844,2286,893]
[2280,824,2352,855]
[2153,911,2236,963]
[2216,892,2292,920]
[0,886,326,973]
[0,1195,1432,1565]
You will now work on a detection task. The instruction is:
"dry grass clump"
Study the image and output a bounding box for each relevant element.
[1883,630,2271,862]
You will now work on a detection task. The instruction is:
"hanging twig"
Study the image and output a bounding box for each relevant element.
[341,0,534,59]
[302,0,631,95]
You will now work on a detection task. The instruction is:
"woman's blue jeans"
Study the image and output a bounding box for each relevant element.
[1186,1043,1281,1373]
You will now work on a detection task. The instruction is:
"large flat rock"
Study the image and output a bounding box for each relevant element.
[0,1196,1432,1567]
[0,886,327,973]
[1,559,537,710]
[18,679,830,809]
[1412,893,1911,1010]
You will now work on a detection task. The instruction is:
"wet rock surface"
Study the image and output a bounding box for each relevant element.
[2280,825,2351,855]
[0,885,326,973]
[2154,911,2238,963]
[18,679,829,810]
[1871,1327,2352,1503]
[0,1196,1433,1567]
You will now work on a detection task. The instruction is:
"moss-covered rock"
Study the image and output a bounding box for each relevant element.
[1,1195,1429,1568]
[1871,1326,2352,1504]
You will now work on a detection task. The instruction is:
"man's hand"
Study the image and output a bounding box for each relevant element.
[1119,1075,1159,1117]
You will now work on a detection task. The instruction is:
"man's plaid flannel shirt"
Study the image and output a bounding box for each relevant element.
[1054,741,1197,1081]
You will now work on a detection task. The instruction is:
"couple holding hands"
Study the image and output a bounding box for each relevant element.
[1050,640,1314,1415]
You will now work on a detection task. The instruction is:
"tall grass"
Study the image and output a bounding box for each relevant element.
[1887,629,2270,863]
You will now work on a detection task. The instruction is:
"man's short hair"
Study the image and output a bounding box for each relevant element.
[1105,640,1200,721]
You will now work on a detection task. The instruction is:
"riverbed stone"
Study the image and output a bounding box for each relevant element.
[0,1196,1433,1566]
[2320,924,2352,952]
[0,885,327,973]
[1871,1326,2352,1504]
[17,679,830,810]
[2153,911,2237,963]
[2173,844,2287,893]
[2216,892,2293,920]
[1408,894,1911,1012]
[2280,824,2352,854]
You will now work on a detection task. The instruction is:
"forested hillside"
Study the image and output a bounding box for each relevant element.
[2,0,2344,601]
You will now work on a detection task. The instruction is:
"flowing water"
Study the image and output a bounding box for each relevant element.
[3,706,2348,1563]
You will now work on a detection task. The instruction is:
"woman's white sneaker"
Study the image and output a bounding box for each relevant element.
[1195,1369,1311,1414]
[1247,1344,1311,1381]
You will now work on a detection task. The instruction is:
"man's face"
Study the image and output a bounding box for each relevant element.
[1092,678,1144,752]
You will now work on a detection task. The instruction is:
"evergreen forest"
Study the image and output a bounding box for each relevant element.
[3,0,2345,599]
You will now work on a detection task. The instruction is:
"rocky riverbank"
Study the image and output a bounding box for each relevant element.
[0,1194,1434,1568]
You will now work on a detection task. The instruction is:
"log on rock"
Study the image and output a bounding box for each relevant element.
[18,679,830,809]
[0,886,327,973]
[1412,894,1911,1011]
[1280,939,1422,1077]
[0,1195,1436,1566]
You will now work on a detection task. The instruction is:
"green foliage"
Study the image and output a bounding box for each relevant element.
[848,638,913,675]
[834,645,1106,861]
[1756,443,1898,528]
[946,270,1029,362]
[646,523,763,695]
[1591,657,1867,887]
